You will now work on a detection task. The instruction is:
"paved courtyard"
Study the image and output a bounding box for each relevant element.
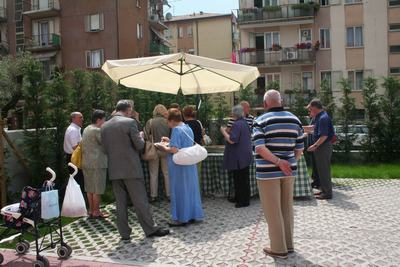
[3,178,400,267]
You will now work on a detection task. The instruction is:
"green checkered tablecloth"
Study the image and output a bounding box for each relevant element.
[201,154,313,198]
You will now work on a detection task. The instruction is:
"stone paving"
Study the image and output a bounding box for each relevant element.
[30,179,400,266]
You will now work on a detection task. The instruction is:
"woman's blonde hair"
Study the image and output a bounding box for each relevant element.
[153,104,168,117]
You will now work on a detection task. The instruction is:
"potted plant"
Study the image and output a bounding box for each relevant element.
[314,40,320,51]
[272,43,282,51]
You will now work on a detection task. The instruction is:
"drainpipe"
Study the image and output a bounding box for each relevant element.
[116,0,120,58]
[195,20,199,55]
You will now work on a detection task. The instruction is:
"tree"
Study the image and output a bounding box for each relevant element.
[47,71,71,178]
[361,77,380,161]
[319,78,336,120]
[22,58,51,185]
[378,77,400,162]
[291,86,308,124]
[337,78,356,159]
[197,94,213,131]
[213,93,229,144]
[238,85,255,106]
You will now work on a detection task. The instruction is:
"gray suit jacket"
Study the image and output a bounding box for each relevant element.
[101,114,145,180]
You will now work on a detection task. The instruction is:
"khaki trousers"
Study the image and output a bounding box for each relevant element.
[148,151,169,198]
[257,177,294,254]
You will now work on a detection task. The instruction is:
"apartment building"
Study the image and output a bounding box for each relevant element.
[2,0,170,78]
[164,12,238,61]
[237,0,400,114]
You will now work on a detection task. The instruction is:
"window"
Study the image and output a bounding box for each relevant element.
[345,0,362,4]
[257,76,266,89]
[390,45,400,53]
[86,49,104,68]
[137,23,143,39]
[300,29,312,43]
[348,70,364,90]
[41,60,52,80]
[389,0,400,7]
[265,32,280,49]
[136,0,141,8]
[177,48,184,53]
[265,73,281,85]
[85,13,104,32]
[187,26,193,37]
[178,27,183,38]
[321,71,332,88]
[320,0,329,5]
[320,28,330,49]
[302,72,314,91]
[389,24,400,31]
[188,48,195,55]
[164,29,173,39]
[265,0,279,6]
[346,26,363,47]
[390,67,400,75]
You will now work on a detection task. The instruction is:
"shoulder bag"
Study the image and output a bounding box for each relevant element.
[173,127,208,165]
[142,119,157,161]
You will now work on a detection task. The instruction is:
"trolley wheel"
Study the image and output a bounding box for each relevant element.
[33,256,49,267]
[15,241,29,254]
[0,253,4,265]
[57,244,72,259]
[22,240,31,251]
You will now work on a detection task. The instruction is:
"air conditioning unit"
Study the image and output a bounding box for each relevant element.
[150,14,159,21]
[287,51,298,60]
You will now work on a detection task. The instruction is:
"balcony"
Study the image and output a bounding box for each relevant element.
[239,47,316,67]
[25,34,61,52]
[149,13,168,31]
[23,0,60,19]
[237,4,317,27]
[0,7,6,22]
[150,42,170,55]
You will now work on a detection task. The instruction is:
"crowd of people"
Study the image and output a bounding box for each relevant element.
[63,90,334,259]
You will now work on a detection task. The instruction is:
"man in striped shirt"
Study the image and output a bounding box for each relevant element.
[252,90,304,259]
[227,101,254,130]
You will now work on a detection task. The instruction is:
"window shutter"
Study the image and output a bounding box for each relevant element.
[331,71,343,92]
[100,49,104,65]
[100,13,104,31]
[84,15,90,32]
[85,51,91,68]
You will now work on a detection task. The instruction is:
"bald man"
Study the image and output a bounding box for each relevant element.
[252,90,304,259]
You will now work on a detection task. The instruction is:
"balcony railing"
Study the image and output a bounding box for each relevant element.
[150,42,170,55]
[25,34,61,50]
[239,47,315,66]
[237,4,317,25]
[0,7,7,21]
[31,0,59,10]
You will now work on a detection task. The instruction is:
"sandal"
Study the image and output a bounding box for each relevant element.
[92,212,109,219]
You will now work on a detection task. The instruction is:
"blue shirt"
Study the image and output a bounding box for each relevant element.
[222,118,253,170]
[311,111,334,144]
[252,107,304,180]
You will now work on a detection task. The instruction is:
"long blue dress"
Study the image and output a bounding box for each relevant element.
[168,124,204,223]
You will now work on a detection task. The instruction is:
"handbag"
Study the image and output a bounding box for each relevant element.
[197,120,212,146]
[173,127,208,165]
[70,143,82,169]
[142,119,157,161]
[41,181,60,220]
[61,176,87,217]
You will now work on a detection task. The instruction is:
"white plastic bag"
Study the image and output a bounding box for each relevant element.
[41,182,60,220]
[61,177,87,217]
[173,143,208,165]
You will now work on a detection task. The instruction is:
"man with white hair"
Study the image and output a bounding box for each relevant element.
[252,90,304,259]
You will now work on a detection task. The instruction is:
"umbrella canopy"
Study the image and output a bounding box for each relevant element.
[101,53,259,95]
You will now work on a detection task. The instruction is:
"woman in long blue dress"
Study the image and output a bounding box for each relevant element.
[158,108,204,227]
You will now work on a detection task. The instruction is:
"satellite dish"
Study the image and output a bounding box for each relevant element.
[166,12,172,20]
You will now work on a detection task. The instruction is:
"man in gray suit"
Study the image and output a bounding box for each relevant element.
[101,100,169,240]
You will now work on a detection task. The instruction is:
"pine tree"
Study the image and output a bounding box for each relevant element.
[319,78,336,120]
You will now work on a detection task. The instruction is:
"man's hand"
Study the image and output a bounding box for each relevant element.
[139,131,144,139]
[307,145,317,152]
[220,126,226,134]
[278,159,293,176]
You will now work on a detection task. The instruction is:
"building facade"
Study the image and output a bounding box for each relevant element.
[1,0,170,77]
[237,0,400,112]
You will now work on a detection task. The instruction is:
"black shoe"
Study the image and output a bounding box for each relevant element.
[120,236,131,241]
[316,194,332,200]
[168,220,187,227]
[235,203,250,208]
[311,182,320,189]
[147,228,170,237]
[227,197,236,203]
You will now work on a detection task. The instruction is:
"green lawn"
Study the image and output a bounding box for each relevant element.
[0,217,77,249]
[318,164,400,179]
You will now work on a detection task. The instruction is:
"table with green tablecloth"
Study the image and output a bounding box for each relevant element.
[200,154,313,198]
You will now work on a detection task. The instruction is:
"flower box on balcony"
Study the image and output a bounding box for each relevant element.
[295,42,312,49]
[262,5,281,12]
[291,2,320,12]
[271,44,282,51]
[240,47,257,53]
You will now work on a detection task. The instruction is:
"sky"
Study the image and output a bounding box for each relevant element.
[165,0,239,16]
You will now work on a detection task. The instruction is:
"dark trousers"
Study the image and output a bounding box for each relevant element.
[313,142,333,198]
[232,166,250,206]
[311,152,320,187]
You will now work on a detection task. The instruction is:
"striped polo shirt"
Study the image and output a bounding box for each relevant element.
[252,107,304,180]
[227,114,254,129]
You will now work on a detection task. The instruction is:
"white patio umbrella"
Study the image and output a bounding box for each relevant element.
[101,53,259,95]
